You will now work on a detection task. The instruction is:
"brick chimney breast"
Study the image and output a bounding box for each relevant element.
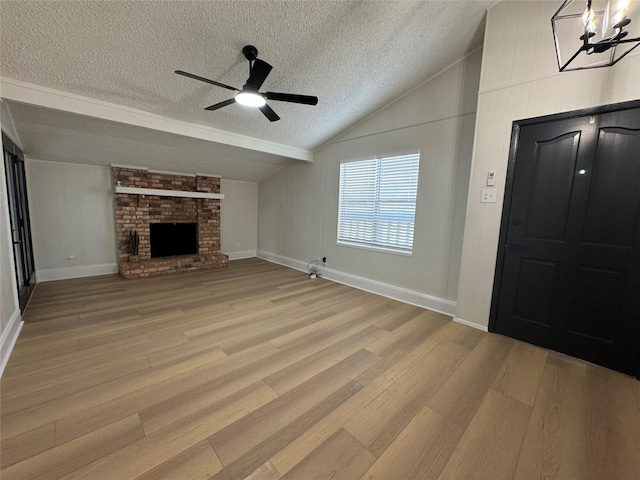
[113,167,228,279]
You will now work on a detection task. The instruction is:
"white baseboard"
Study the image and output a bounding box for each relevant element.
[257,250,457,316]
[225,250,257,261]
[257,250,310,273]
[1,308,23,378]
[36,263,119,282]
[453,316,489,332]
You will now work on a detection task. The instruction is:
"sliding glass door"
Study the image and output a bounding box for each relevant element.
[3,132,35,310]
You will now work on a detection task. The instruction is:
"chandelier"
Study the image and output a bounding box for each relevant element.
[552,0,640,71]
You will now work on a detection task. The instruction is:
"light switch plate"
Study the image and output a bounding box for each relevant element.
[487,170,496,186]
[481,189,497,203]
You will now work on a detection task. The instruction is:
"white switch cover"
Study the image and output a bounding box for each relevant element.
[486,170,496,186]
[481,189,497,203]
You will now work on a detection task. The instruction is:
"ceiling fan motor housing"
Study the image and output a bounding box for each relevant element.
[242,45,258,62]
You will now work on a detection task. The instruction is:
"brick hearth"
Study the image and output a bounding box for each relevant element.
[113,167,228,279]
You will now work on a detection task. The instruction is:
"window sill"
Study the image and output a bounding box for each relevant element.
[337,241,413,257]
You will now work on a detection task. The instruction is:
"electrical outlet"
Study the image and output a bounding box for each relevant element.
[481,189,498,203]
[68,255,76,262]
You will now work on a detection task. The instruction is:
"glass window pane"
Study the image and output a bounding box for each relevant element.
[338,153,419,254]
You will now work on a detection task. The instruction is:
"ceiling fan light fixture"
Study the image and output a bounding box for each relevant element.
[176,45,318,121]
[235,91,266,107]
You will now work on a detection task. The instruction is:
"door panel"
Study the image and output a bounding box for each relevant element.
[512,258,559,328]
[582,127,640,247]
[494,106,640,376]
[566,266,626,342]
[524,132,580,241]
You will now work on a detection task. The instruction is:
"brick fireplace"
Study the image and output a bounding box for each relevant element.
[113,166,228,279]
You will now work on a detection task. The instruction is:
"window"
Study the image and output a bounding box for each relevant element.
[337,153,420,254]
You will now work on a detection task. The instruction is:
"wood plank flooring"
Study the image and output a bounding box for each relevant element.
[1,258,639,479]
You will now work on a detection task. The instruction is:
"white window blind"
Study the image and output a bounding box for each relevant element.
[337,153,420,254]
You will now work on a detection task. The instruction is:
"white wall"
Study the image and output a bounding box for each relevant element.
[1,102,24,376]
[258,50,482,314]
[25,161,259,279]
[220,178,257,259]
[456,0,640,329]
[25,160,118,281]
[1,100,21,146]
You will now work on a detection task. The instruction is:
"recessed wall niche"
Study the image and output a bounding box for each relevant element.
[112,166,228,279]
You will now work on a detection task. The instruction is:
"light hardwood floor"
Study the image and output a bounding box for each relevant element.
[1,258,639,480]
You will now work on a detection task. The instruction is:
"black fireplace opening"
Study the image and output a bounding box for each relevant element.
[150,223,198,258]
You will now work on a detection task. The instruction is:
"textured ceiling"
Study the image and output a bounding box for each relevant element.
[0,0,491,180]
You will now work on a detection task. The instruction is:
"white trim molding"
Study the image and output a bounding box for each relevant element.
[36,263,118,282]
[453,316,489,332]
[195,173,223,179]
[0,308,23,378]
[148,169,196,178]
[110,164,150,171]
[257,250,457,316]
[257,250,309,272]
[1,76,313,162]
[225,250,257,261]
[115,186,224,200]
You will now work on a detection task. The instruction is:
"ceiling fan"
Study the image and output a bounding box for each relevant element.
[175,45,318,122]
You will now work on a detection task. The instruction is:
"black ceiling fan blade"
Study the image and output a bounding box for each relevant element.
[204,98,236,111]
[265,92,318,105]
[259,103,280,122]
[175,70,239,92]
[247,59,272,89]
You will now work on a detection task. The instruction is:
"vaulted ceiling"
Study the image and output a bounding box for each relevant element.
[0,1,491,181]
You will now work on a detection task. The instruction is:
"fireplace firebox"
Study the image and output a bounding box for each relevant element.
[150,223,197,258]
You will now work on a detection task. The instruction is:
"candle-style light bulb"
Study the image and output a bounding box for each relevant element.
[614,0,630,25]
[603,0,611,37]
[583,4,596,32]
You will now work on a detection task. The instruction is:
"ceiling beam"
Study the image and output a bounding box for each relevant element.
[0,77,313,162]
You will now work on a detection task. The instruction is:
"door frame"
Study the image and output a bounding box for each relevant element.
[488,99,640,378]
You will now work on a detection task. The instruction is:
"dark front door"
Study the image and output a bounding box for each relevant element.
[3,132,36,311]
[492,105,640,376]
